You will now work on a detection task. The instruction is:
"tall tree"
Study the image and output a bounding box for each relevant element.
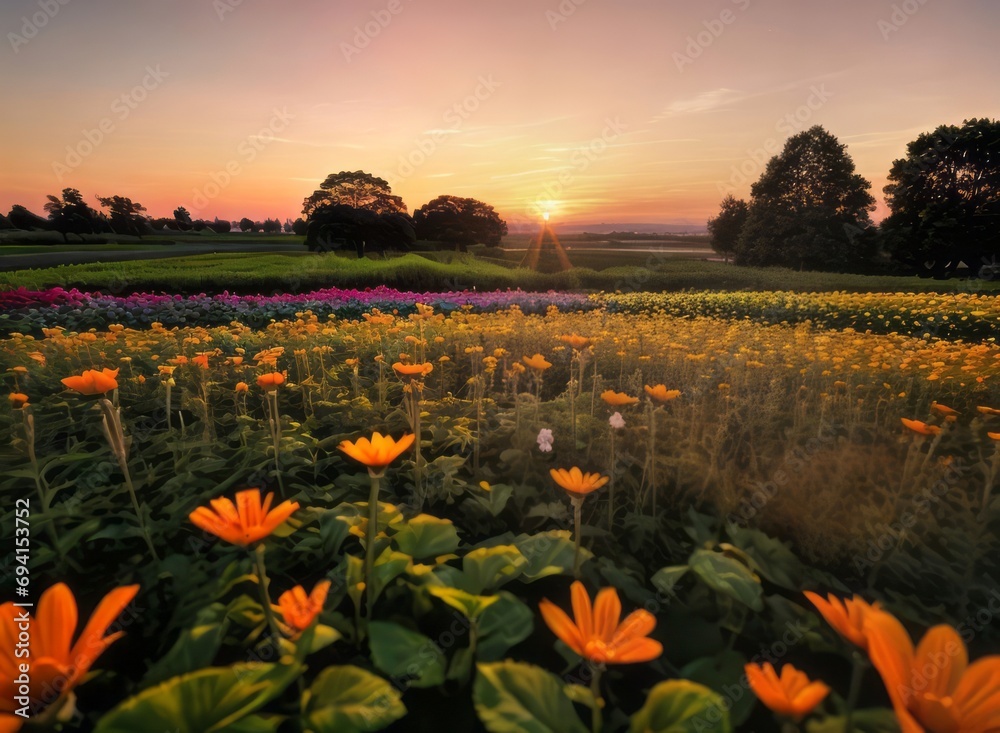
[44,188,101,242]
[882,118,1000,277]
[239,217,257,233]
[96,195,149,237]
[736,126,877,271]
[305,205,415,258]
[173,206,193,230]
[707,195,749,263]
[302,171,407,217]
[413,195,508,252]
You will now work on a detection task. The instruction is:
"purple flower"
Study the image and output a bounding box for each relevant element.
[537,428,554,452]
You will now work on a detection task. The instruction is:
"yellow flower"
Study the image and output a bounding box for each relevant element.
[644,385,681,403]
[550,467,609,497]
[523,354,552,371]
[600,390,639,407]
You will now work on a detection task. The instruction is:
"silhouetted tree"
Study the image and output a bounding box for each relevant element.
[262,218,282,234]
[413,195,508,252]
[736,126,877,271]
[0,214,14,230]
[302,171,407,217]
[283,219,294,234]
[305,205,415,258]
[882,118,1000,278]
[239,217,256,233]
[707,195,749,263]
[96,195,149,237]
[210,217,231,234]
[44,188,101,242]
[292,218,307,236]
[9,205,54,231]
[173,206,193,230]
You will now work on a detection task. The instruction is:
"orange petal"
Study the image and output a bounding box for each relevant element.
[913,625,966,698]
[539,598,584,657]
[592,587,622,642]
[570,581,593,640]
[34,583,76,664]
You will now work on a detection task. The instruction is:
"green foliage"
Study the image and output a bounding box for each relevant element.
[473,661,588,733]
[94,662,302,733]
[367,621,448,688]
[302,665,407,733]
[629,680,732,733]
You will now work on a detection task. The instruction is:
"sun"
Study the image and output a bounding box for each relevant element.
[543,211,550,222]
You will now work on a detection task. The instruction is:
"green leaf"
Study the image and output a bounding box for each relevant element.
[368,621,446,688]
[461,545,527,594]
[303,665,406,733]
[652,566,689,598]
[427,586,500,620]
[393,514,460,559]
[474,661,588,733]
[680,651,754,726]
[726,527,805,591]
[629,679,732,733]
[370,548,412,604]
[514,531,581,581]
[475,591,534,661]
[141,605,230,688]
[94,662,302,733]
[688,549,763,612]
[806,709,899,733]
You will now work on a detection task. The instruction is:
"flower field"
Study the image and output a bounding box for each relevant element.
[2,289,1000,731]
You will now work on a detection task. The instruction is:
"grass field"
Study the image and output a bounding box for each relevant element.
[1,248,998,295]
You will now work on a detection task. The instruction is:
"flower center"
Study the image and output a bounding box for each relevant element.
[913,693,960,733]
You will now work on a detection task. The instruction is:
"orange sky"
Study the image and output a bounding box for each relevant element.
[3,0,998,230]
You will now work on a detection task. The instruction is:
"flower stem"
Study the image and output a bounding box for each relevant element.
[844,652,868,733]
[253,543,282,638]
[573,497,583,579]
[589,663,603,733]
[608,430,615,531]
[365,472,382,617]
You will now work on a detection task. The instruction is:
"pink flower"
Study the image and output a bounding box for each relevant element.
[537,428,554,452]
[609,412,625,429]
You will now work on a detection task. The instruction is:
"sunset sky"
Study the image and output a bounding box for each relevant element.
[3,0,998,230]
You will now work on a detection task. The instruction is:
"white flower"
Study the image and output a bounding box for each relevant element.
[609,412,625,429]
[537,428,554,452]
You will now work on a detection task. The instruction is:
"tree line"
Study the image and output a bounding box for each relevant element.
[708,118,1000,278]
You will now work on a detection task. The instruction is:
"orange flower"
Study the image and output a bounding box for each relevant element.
[191,353,210,369]
[600,390,639,407]
[977,406,1000,417]
[931,402,959,417]
[804,591,880,651]
[644,385,681,403]
[539,581,661,665]
[235,381,249,393]
[550,467,610,497]
[559,334,592,350]
[277,580,331,638]
[0,583,139,728]
[61,368,119,396]
[901,418,941,437]
[522,354,552,371]
[189,488,300,546]
[229,356,244,366]
[393,362,433,378]
[745,662,830,721]
[864,610,1000,733]
[989,432,1000,442]
[257,372,285,391]
[8,393,28,409]
[338,432,415,470]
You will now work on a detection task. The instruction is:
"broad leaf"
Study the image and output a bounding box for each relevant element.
[630,679,732,733]
[474,661,588,733]
[303,665,406,733]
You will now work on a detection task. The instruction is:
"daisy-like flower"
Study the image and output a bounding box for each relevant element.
[276,580,331,638]
[189,488,300,547]
[600,390,639,407]
[539,581,661,665]
[338,432,415,475]
[523,354,553,371]
[644,385,681,403]
[804,591,881,651]
[0,583,139,730]
[745,662,830,721]
[8,393,28,409]
[609,412,625,429]
[61,368,119,396]
[550,467,609,497]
